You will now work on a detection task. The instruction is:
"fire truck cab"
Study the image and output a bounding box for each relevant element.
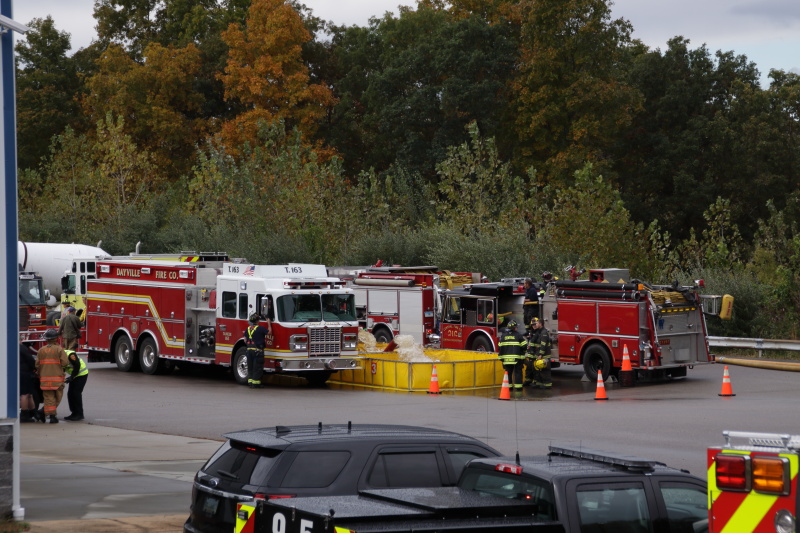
[439,282,525,352]
[85,261,361,386]
[708,430,798,533]
[540,268,713,381]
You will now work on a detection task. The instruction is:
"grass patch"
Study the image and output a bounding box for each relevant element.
[0,521,29,533]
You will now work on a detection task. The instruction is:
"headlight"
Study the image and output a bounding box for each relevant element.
[774,509,794,533]
[289,334,308,351]
[342,333,357,349]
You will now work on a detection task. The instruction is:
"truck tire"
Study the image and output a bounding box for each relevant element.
[232,347,249,385]
[114,336,139,372]
[46,310,60,326]
[373,327,393,344]
[306,371,333,387]
[139,337,162,375]
[471,335,493,352]
[583,344,611,382]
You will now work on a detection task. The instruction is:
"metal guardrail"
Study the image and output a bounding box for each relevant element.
[708,336,800,357]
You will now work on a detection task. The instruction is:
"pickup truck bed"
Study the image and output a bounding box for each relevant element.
[242,446,708,533]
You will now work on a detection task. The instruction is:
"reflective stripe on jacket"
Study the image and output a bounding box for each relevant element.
[498,329,527,363]
[36,344,70,390]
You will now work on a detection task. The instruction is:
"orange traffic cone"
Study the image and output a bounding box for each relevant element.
[718,366,735,397]
[619,345,634,387]
[621,345,633,372]
[427,365,442,394]
[594,370,608,401]
[498,371,511,401]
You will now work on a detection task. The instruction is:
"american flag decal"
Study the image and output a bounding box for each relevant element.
[244,265,255,276]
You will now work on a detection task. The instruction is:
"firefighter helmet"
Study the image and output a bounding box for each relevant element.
[43,328,59,340]
[534,358,547,371]
[248,314,259,324]
[506,319,518,329]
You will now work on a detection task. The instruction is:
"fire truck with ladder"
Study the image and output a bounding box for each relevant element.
[708,430,799,533]
[84,260,361,386]
[327,264,483,347]
[440,267,720,381]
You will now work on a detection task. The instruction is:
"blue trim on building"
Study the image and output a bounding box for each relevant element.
[2,0,20,418]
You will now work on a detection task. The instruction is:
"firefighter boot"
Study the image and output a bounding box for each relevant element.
[49,415,59,424]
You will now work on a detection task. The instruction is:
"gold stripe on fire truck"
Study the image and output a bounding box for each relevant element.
[90,292,185,350]
[708,449,799,532]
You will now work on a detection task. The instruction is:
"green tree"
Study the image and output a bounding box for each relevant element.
[325,6,518,178]
[534,164,662,278]
[15,17,82,170]
[513,0,641,185]
[435,122,529,233]
[82,43,206,180]
[618,38,774,241]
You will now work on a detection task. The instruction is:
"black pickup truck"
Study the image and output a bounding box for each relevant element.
[237,445,708,533]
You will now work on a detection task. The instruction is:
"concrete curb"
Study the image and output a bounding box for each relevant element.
[26,514,186,532]
[715,356,800,372]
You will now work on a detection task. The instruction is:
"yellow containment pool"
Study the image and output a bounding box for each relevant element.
[330,348,505,392]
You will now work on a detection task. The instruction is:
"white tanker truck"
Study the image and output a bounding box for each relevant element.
[18,241,109,304]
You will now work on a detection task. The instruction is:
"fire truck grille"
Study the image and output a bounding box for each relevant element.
[308,328,341,355]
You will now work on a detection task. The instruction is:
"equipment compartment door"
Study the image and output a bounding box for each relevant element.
[398,290,424,344]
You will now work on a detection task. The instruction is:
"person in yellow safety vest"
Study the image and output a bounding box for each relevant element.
[64,349,89,421]
[35,329,70,423]
[498,319,527,390]
[527,318,553,389]
[244,313,272,389]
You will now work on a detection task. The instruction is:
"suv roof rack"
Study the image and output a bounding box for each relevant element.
[548,445,665,472]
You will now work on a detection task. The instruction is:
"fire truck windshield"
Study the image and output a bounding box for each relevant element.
[19,279,45,306]
[277,294,356,322]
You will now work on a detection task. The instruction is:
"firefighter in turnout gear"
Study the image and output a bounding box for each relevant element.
[35,329,70,423]
[498,319,527,390]
[527,318,552,388]
[243,314,272,388]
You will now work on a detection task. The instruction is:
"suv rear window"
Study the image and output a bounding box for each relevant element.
[368,451,442,487]
[203,441,281,487]
[282,451,351,488]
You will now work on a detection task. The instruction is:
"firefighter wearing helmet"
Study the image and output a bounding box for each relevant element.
[497,318,527,391]
[526,318,552,388]
[35,328,70,423]
[243,313,272,389]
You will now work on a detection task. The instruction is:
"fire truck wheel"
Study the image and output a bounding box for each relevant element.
[114,336,140,372]
[232,347,249,385]
[470,336,492,352]
[373,327,393,344]
[582,344,611,382]
[306,371,333,387]
[139,338,162,375]
[46,311,60,326]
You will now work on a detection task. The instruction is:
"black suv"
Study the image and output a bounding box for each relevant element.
[184,423,501,533]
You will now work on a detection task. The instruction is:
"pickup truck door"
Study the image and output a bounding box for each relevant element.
[564,480,659,533]
[647,477,707,533]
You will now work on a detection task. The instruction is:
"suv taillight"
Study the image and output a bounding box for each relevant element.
[265,494,295,499]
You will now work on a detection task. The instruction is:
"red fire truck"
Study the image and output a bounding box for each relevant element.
[438,281,526,352]
[708,430,799,533]
[541,268,713,381]
[328,264,483,347]
[84,260,361,386]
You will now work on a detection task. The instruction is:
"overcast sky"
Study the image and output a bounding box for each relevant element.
[11,0,800,86]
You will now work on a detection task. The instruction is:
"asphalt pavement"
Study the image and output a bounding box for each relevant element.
[20,422,222,532]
